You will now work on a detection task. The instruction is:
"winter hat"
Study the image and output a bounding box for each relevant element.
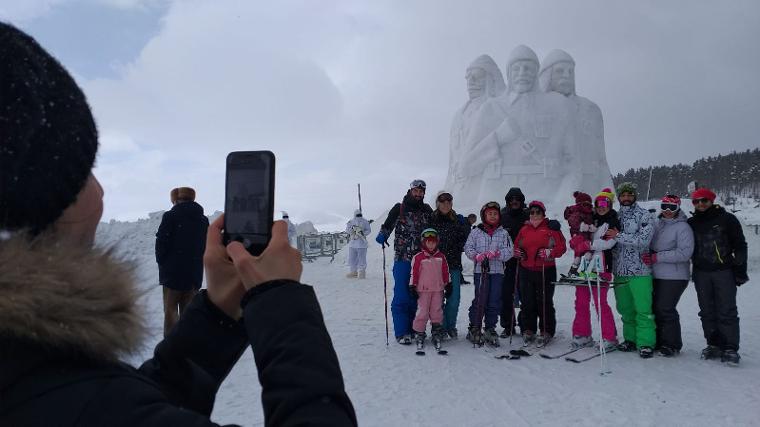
[436,190,453,202]
[538,49,575,93]
[170,188,179,204]
[573,191,592,205]
[479,201,501,223]
[504,187,526,203]
[692,188,716,202]
[176,187,196,202]
[528,200,546,213]
[661,194,681,207]
[595,188,614,206]
[616,182,637,197]
[467,54,507,97]
[0,23,99,234]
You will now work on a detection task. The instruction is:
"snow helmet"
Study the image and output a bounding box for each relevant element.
[480,201,501,224]
[410,179,426,191]
[660,195,681,212]
[420,228,439,247]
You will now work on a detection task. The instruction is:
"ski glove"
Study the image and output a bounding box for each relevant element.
[537,249,552,260]
[547,219,561,231]
[475,253,488,263]
[445,282,453,298]
[572,238,591,257]
[486,250,501,259]
[409,285,418,299]
[513,248,525,259]
[641,253,657,266]
[375,231,388,245]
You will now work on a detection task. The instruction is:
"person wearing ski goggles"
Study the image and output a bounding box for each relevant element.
[646,195,694,357]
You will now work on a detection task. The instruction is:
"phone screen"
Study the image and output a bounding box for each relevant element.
[224,151,275,254]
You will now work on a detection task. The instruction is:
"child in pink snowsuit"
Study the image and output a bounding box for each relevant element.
[410,229,450,340]
[564,191,594,276]
[569,189,619,349]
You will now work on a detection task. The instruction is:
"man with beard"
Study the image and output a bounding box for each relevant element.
[498,187,529,337]
[376,180,433,344]
[611,182,656,358]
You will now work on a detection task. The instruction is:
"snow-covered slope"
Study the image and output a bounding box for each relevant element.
[96,207,760,427]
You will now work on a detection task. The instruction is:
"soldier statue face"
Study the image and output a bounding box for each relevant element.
[509,60,537,94]
[465,67,488,100]
[550,61,575,96]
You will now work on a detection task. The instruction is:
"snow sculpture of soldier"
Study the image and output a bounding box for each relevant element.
[282,211,296,247]
[345,209,372,279]
[538,49,613,193]
[462,45,580,214]
[445,54,506,209]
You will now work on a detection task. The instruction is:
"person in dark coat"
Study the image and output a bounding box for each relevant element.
[498,187,529,337]
[0,23,357,427]
[687,188,748,365]
[156,186,210,336]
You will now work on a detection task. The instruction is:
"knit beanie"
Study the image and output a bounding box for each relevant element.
[692,188,716,202]
[616,182,637,197]
[0,23,99,234]
[528,200,546,213]
[595,188,614,206]
[573,191,592,205]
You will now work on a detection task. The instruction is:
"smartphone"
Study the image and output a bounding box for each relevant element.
[224,151,275,255]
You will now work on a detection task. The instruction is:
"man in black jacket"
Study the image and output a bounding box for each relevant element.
[156,186,210,336]
[0,23,356,426]
[688,188,748,365]
[498,187,529,337]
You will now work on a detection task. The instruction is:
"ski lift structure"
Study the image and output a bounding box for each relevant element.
[297,232,350,262]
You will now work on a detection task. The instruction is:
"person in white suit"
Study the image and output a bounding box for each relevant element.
[345,210,372,279]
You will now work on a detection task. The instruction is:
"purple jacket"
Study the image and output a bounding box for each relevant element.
[464,225,513,274]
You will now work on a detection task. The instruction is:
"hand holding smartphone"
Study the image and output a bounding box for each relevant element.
[224,151,276,255]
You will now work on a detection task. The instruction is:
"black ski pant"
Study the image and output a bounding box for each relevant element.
[653,279,688,350]
[693,269,740,351]
[500,259,522,332]
[518,266,556,336]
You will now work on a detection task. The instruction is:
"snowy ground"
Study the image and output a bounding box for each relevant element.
[99,217,760,427]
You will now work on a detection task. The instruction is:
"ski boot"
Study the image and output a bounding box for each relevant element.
[396,334,412,345]
[658,346,679,357]
[721,349,740,366]
[414,331,426,355]
[521,331,535,347]
[447,328,458,340]
[616,340,637,352]
[431,324,445,350]
[466,325,484,347]
[345,271,357,278]
[701,345,722,360]
[568,265,579,277]
[571,335,593,350]
[357,270,366,279]
[536,332,552,348]
[499,327,516,339]
[602,339,619,351]
[483,328,500,347]
[639,346,654,359]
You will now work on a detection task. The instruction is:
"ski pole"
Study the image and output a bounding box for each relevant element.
[508,261,519,348]
[382,244,389,346]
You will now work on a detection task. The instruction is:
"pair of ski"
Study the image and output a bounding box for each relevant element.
[551,274,629,288]
[493,339,545,360]
[494,344,614,362]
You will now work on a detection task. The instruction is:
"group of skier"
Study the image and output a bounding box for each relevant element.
[375,179,748,366]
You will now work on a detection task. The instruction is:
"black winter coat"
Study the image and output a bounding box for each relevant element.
[0,236,357,427]
[688,205,748,280]
[156,201,209,291]
[500,206,529,242]
[429,210,469,270]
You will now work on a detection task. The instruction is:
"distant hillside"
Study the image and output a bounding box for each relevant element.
[613,148,760,202]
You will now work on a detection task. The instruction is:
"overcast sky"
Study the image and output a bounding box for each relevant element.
[3,0,759,230]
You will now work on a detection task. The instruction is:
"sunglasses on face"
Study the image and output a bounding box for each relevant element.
[660,203,679,212]
[437,195,453,203]
[692,198,711,205]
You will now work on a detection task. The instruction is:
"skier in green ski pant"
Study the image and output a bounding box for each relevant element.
[609,182,657,358]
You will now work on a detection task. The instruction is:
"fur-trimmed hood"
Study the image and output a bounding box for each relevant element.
[0,234,146,362]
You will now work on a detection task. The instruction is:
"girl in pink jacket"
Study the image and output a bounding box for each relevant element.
[410,229,451,348]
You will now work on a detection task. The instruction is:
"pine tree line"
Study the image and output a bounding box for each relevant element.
[612,148,760,201]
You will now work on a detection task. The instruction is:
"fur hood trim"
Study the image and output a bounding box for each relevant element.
[0,234,146,361]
